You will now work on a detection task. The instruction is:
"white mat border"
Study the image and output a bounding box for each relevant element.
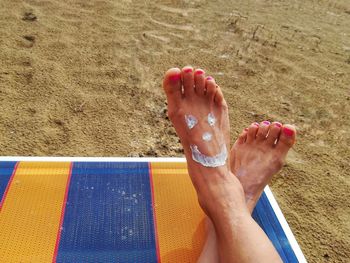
[264,186,307,262]
[0,156,307,262]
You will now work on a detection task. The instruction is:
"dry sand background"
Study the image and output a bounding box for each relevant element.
[0,0,349,262]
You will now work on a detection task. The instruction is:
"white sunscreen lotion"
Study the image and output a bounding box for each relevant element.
[185,114,198,129]
[190,144,227,167]
[207,113,216,126]
[202,132,213,141]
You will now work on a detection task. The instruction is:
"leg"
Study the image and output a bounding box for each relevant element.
[199,121,296,262]
[162,67,282,263]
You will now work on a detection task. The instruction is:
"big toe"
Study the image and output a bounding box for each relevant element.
[275,124,296,152]
[163,68,182,109]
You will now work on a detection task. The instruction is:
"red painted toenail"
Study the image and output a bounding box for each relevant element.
[283,127,294,137]
[253,122,259,126]
[169,74,181,83]
[274,122,282,128]
[184,68,193,73]
[263,121,270,125]
[206,76,214,81]
[195,70,204,75]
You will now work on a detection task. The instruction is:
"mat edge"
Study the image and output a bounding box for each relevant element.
[0,157,307,262]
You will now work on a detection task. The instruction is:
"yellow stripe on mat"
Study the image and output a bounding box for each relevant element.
[0,162,71,263]
[150,162,206,263]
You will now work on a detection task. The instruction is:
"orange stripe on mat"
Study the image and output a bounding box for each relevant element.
[150,162,206,263]
[0,162,71,263]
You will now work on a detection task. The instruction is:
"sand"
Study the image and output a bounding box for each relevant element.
[0,0,349,262]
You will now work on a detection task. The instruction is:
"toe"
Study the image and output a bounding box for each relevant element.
[246,122,259,143]
[236,128,248,144]
[205,76,216,100]
[182,66,195,97]
[194,69,206,95]
[163,68,182,99]
[163,68,182,115]
[256,121,271,141]
[266,122,282,145]
[214,85,227,107]
[275,124,296,150]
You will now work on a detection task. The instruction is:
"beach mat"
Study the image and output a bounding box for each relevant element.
[0,158,306,263]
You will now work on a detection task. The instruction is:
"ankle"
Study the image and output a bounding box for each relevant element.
[212,208,251,240]
[198,175,249,220]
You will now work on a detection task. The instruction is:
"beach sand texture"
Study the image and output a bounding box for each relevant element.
[0,0,349,262]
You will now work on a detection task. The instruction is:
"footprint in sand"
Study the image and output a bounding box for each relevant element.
[22,35,35,48]
[22,12,37,21]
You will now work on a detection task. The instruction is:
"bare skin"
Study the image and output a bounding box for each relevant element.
[198,121,296,263]
[163,66,282,263]
[231,121,296,212]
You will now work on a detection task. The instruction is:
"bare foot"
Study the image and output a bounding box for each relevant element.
[163,67,285,262]
[162,66,247,218]
[163,66,251,262]
[198,121,296,263]
[231,121,296,212]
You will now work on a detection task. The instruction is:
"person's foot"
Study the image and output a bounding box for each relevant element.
[197,121,296,263]
[162,66,248,218]
[230,121,296,212]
